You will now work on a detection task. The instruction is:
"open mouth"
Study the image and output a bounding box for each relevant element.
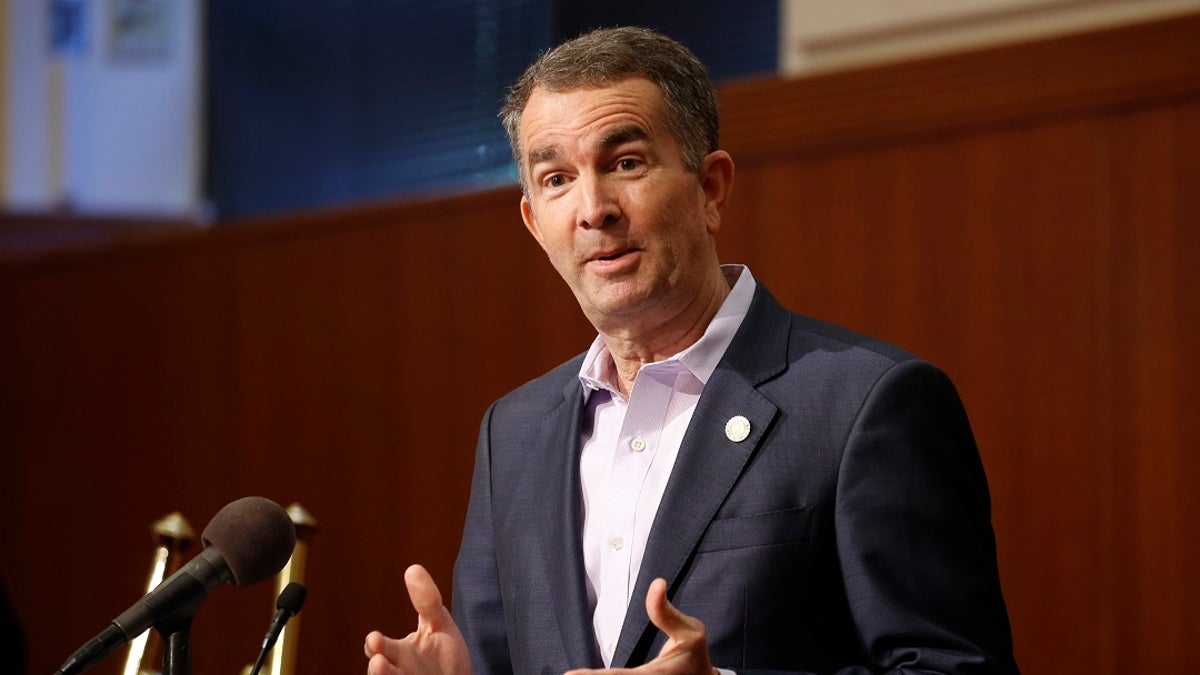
[594,248,634,262]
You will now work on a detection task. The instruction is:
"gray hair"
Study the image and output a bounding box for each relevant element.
[501,26,720,190]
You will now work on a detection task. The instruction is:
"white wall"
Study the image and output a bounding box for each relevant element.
[5,0,55,210]
[4,0,203,217]
[782,0,1200,75]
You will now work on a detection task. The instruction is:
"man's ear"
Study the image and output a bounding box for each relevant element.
[699,150,735,234]
[520,195,547,249]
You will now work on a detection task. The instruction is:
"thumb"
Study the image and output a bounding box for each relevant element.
[405,564,448,630]
[644,578,695,636]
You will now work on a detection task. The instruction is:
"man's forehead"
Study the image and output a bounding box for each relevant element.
[519,79,665,158]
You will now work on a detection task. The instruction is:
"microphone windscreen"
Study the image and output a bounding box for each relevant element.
[277,582,307,614]
[201,497,296,587]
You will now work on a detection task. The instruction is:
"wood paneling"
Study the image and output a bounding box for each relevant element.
[0,190,595,675]
[2,14,1197,675]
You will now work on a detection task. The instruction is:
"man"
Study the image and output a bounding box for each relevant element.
[365,26,1017,674]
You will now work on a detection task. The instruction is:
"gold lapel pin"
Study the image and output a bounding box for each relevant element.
[725,415,751,443]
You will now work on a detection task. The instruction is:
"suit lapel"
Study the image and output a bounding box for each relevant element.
[532,378,602,667]
[611,287,791,667]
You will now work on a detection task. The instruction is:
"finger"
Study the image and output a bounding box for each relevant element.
[405,563,448,630]
[364,631,406,664]
[367,652,398,675]
[364,630,399,657]
[363,630,385,658]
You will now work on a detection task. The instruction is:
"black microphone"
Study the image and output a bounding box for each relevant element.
[249,582,307,675]
[57,497,297,675]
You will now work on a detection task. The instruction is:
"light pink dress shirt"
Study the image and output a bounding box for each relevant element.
[577,264,756,670]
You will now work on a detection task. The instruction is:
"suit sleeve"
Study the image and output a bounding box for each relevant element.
[726,361,1017,675]
[828,359,1018,674]
[451,403,515,675]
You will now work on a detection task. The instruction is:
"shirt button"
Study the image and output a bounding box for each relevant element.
[609,535,625,550]
[630,436,647,452]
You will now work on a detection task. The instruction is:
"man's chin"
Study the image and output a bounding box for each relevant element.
[579,285,660,323]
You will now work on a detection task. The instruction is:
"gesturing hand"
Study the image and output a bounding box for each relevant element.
[564,578,716,675]
[364,564,472,675]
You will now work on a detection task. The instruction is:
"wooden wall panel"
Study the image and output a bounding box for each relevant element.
[1099,100,1198,672]
[2,14,1198,675]
[732,117,1117,672]
[0,192,595,675]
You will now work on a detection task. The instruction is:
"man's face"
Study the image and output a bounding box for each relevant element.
[518,77,730,331]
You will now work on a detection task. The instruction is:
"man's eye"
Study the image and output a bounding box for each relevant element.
[545,174,565,187]
[617,158,640,171]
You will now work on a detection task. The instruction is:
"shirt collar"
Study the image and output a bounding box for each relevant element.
[578,264,757,401]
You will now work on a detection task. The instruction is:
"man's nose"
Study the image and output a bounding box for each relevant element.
[576,174,621,229]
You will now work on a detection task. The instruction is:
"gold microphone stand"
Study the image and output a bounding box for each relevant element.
[243,503,318,675]
[121,512,195,675]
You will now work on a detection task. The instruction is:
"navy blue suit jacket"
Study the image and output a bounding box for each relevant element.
[451,285,1017,674]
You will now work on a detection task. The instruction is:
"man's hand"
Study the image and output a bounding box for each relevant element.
[564,578,716,675]
[364,564,472,675]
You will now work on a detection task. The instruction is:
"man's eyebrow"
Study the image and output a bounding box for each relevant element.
[526,145,559,170]
[601,125,650,147]
[525,125,650,172]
